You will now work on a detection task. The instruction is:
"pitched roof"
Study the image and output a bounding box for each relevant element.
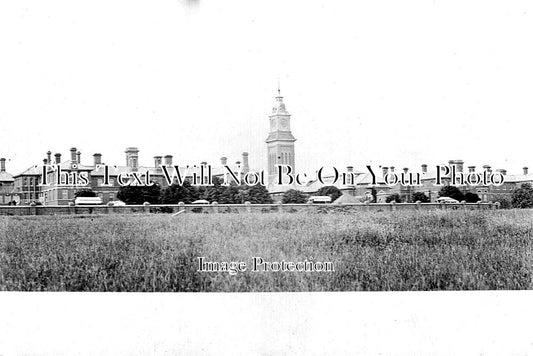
[54,160,94,171]
[90,164,245,177]
[14,165,41,177]
[0,171,14,182]
[503,174,533,183]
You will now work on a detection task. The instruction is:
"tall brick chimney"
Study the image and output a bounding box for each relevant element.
[154,156,162,168]
[76,151,81,164]
[242,152,249,173]
[524,167,529,175]
[220,157,227,165]
[125,147,139,170]
[47,151,52,164]
[496,169,507,175]
[0,158,5,172]
[70,147,77,163]
[483,165,491,173]
[382,166,389,176]
[346,166,355,187]
[455,160,464,173]
[164,155,173,166]
[93,153,102,166]
[403,167,409,174]
[390,166,395,173]
[55,153,61,164]
[421,164,427,173]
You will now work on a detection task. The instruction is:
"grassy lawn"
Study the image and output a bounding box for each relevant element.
[1,210,532,291]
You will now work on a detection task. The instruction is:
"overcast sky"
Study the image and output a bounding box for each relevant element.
[1,0,532,175]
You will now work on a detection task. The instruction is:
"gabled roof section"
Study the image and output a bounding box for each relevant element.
[14,165,42,177]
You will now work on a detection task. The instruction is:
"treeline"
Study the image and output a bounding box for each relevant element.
[109,178,344,205]
[81,180,533,209]
[114,177,274,205]
[385,184,533,209]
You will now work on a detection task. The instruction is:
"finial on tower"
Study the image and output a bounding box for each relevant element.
[277,77,281,96]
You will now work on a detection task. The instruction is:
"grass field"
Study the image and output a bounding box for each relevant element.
[1,210,532,291]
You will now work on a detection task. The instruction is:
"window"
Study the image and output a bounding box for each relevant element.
[62,190,69,200]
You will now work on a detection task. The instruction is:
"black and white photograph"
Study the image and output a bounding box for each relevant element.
[1,0,533,354]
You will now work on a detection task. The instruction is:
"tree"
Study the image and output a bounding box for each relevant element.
[203,176,225,203]
[160,181,199,204]
[241,184,273,204]
[117,183,162,204]
[282,189,308,204]
[412,192,430,203]
[316,186,342,202]
[464,192,481,203]
[493,196,511,209]
[438,185,465,202]
[218,184,242,204]
[511,183,533,208]
[74,189,96,198]
[386,193,402,203]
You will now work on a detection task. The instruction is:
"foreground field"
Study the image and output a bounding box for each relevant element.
[1,210,532,291]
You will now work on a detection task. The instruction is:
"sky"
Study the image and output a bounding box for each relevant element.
[1,0,532,175]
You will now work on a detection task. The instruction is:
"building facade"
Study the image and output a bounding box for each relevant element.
[0,158,17,205]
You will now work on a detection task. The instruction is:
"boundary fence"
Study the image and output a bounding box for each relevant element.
[0,201,500,216]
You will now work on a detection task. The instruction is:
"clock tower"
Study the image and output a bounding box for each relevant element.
[265,87,296,185]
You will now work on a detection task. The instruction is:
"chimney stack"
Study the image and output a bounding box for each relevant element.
[125,147,140,170]
[242,152,249,173]
[456,160,464,173]
[76,151,81,164]
[55,153,61,164]
[483,165,491,173]
[524,167,529,175]
[0,158,5,172]
[421,164,427,173]
[220,157,227,165]
[236,160,241,166]
[468,166,475,173]
[448,160,464,172]
[93,153,102,166]
[382,166,389,176]
[403,167,409,174]
[390,166,395,173]
[154,156,162,169]
[70,147,77,163]
[47,151,52,164]
[164,155,173,166]
[346,166,355,186]
[201,161,207,166]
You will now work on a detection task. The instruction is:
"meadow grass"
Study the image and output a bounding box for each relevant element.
[1,209,532,291]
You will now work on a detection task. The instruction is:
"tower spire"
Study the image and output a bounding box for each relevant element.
[277,77,281,96]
